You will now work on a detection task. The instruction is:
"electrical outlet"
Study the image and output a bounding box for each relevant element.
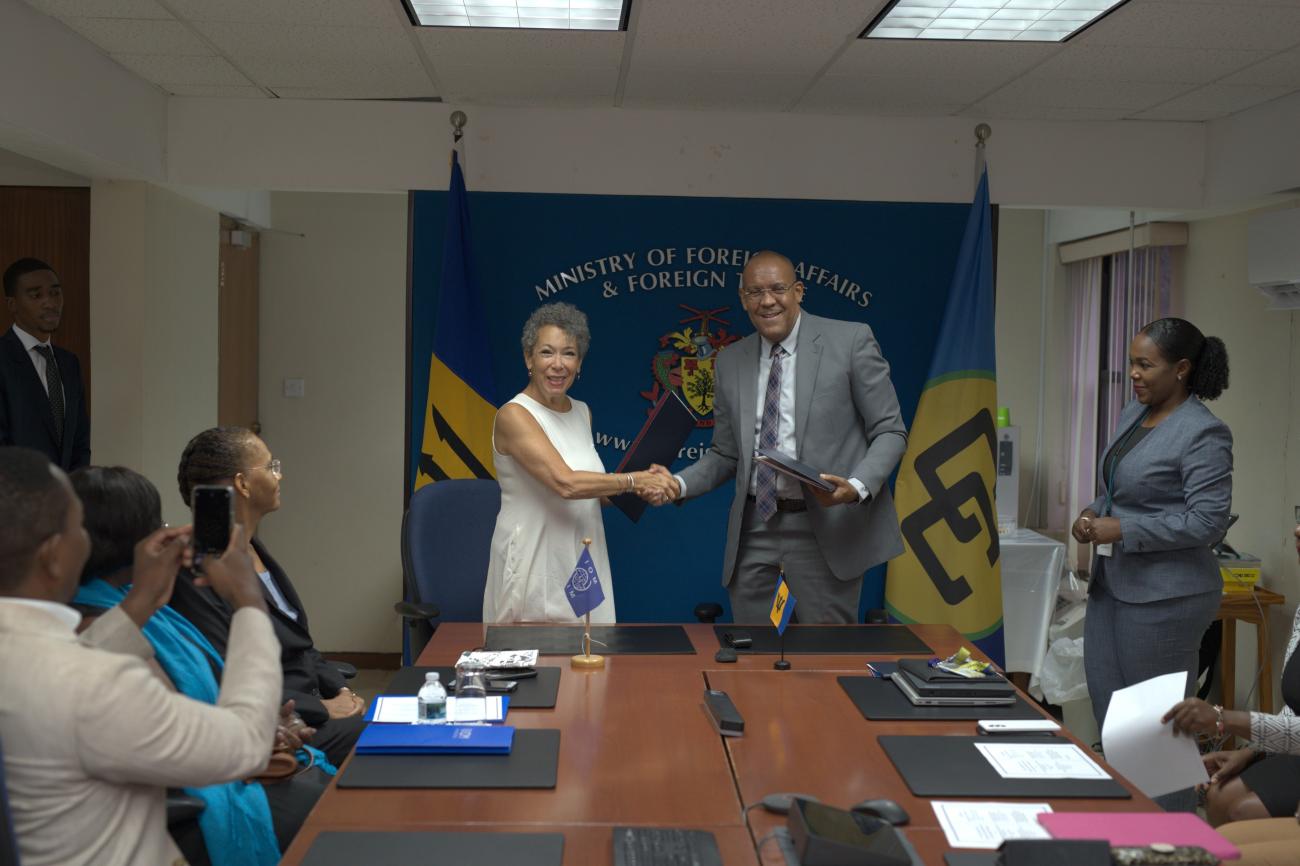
[283,378,305,399]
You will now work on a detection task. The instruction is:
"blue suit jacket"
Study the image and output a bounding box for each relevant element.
[0,327,91,470]
[1088,396,1233,604]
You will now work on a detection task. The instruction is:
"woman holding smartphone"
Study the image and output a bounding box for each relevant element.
[169,427,365,766]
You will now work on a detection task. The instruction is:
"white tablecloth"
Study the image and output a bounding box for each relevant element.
[1000,527,1065,675]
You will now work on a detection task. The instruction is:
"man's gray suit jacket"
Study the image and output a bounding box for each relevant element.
[677,312,908,585]
[1087,395,1233,604]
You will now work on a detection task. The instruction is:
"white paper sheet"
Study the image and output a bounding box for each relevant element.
[931,801,1053,849]
[446,696,504,723]
[974,742,1111,780]
[371,696,419,723]
[1102,671,1210,797]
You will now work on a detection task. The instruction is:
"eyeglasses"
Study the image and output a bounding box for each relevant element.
[741,283,796,302]
[252,458,282,479]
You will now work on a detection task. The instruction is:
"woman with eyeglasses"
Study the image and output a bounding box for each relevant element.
[168,427,365,766]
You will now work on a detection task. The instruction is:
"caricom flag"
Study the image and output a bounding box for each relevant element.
[884,168,1005,666]
[416,149,498,490]
[769,574,796,635]
[565,546,607,619]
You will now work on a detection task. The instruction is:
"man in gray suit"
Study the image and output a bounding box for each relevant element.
[651,250,907,623]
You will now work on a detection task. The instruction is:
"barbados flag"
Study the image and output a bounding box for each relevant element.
[769,574,795,635]
[415,150,497,489]
[884,169,1004,666]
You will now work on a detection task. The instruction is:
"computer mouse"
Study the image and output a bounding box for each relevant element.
[714,647,738,663]
[851,799,910,826]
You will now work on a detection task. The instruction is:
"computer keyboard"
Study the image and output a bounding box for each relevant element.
[612,827,723,866]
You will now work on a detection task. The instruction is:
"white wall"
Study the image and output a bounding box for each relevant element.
[257,191,408,653]
[1182,204,1300,706]
[0,147,87,186]
[89,180,220,523]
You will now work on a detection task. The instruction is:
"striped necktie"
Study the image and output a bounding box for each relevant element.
[34,344,65,444]
[755,343,785,521]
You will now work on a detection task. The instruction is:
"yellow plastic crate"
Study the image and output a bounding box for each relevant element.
[1220,559,1261,593]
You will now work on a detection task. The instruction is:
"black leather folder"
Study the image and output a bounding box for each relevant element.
[879,735,1130,799]
[300,831,564,866]
[486,625,695,654]
[609,389,698,522]
[713,625,931,655]
[338,729,560,789]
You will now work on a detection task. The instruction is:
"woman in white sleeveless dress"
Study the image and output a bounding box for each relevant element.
[484,303,673,623]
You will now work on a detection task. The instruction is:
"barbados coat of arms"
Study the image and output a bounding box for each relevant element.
[640,305,740,428]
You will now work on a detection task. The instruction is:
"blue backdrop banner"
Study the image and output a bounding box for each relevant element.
[409,191,970,623]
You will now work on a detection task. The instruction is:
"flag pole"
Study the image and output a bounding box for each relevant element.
[571,538,606,670]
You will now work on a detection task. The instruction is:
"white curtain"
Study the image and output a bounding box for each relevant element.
[1099,247,1176,444]
[1064,257,1102,572]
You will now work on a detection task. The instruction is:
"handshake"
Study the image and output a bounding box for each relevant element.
[629,464,680,506]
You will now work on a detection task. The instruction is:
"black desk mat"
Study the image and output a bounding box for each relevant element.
[838,676,1043,721]
[879,735,1130,799]
[485,625,695,655]
[386,666,561,708]
[338,729,560,789]
[301,831,564,866]
[713,624,931,655]
[944,854,998,866]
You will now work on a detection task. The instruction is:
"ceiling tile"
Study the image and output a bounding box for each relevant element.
[22,0,171,19]
[191,22,433,92]
[1220,49,1300,86]
[829,40,1059,83]
[1075,1,1300,50]
[622,67,807,111]
[417,28,624,68]
[165,84,267,97]
[436,65,619,106]
[166,0,402,28]
[1032,45,1272,83]
[797,76,965,115]
[1136,82,1295,117]
[979,76,1190,110]
[960,103,1131,121]
[630,0,882,75]
[110,52,252,85]
[62,17,214,54]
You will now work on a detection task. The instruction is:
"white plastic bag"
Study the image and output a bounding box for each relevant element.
[1035,636,1090,705]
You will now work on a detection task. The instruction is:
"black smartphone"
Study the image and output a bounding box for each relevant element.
[191,484,234,557]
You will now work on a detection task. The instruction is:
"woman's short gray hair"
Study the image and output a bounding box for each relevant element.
[521,302,591,359]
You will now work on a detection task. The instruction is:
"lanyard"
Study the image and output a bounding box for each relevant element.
[1103,408,1150,516]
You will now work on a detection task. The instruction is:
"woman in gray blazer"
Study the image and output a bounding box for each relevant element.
[1071,317,1232,810]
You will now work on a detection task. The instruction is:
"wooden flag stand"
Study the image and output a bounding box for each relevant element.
[571,538,606,670]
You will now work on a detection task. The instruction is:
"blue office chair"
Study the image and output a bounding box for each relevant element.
[395,479,501,665]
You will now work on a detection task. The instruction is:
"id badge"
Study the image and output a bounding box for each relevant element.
[1096,543,1113,557]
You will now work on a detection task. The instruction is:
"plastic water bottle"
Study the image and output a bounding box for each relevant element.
[417,672,446,724]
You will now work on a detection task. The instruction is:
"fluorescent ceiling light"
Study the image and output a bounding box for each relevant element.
[862,0,1129,41]
[405,0,628,29]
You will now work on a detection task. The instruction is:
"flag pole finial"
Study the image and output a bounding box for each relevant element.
[974,123,991,148]
[450,110,468,143]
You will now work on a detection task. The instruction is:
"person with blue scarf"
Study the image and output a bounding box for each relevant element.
[70,466,334,864]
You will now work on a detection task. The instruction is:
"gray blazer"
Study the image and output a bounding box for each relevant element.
[1088,396,1233,604]
[678,311,908,584]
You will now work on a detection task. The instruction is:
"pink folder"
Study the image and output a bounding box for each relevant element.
[1038,812,1240,860]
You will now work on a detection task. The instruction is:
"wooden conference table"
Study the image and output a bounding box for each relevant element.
[279,623,1158,866]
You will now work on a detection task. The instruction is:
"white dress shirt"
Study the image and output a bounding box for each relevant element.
[257,569,300,621]
[677,313,868,502]
[12,324,55,395]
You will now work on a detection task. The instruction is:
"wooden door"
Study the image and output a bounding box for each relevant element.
[218,216,260,430]
[0,186,91,402]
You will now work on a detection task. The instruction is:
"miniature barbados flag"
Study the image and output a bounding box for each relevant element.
[769,575,795,635]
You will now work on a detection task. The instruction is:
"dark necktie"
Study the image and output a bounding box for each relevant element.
[33,345,65,444]
[755,343,785,522]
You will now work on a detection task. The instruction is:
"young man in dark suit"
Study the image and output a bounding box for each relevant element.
[1,258,91,470]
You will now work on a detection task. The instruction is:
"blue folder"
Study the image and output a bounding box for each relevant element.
[356,724,515,755]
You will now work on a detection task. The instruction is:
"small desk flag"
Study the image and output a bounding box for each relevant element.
[769,575,795,635]
[564,546,606,618]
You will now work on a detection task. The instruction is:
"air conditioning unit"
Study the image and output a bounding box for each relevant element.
[1247,208,1300,310]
